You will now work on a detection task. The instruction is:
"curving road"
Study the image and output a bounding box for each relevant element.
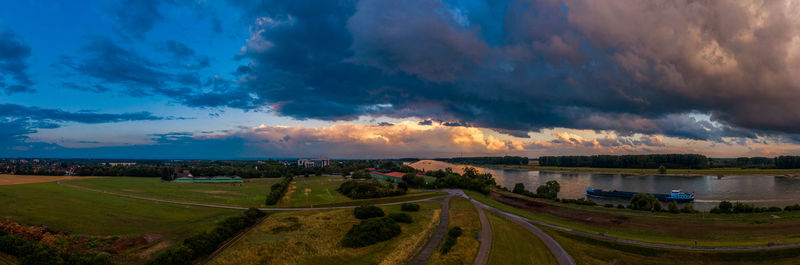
[411,197,451,265]
[471,201,492,265]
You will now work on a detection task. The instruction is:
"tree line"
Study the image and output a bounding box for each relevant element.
[538,154,710,169]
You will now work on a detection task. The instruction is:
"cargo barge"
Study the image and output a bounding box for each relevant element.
[586,188,694,202]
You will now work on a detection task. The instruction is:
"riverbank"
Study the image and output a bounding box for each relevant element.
[474,165,800,177]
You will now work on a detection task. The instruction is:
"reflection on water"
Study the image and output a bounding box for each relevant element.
[408,160,800,210]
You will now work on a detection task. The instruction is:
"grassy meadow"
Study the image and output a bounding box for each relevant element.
[208,202,442,265]
[544,227,800,265]
[466,190,800,247]
[67,176,282,207]
[275,176,447,208]
[486,212,557,265]
[427,197,481,265]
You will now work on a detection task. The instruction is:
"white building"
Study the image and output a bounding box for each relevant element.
[297,158,330,168]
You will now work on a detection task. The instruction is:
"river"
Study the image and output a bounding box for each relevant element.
[408,160,800,210]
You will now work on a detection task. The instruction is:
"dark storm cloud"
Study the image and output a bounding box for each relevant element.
[0,28,34,94]
[0,103,166,124]
[62,82,111,93]
[161,40,195,58]
[107,0,164,39]
[192,0,800,142]
[67,36,169,88]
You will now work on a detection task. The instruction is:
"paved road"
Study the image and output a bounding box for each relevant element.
[411,197,451,265]
[471,201,492,265]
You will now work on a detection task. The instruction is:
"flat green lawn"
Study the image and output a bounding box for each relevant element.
[0,182,238,237]
[67,177,281,207]
[427,197,481,265]
[486,212,557,265]
[544,227,800,265]
[274,176,447,208]
[466,190,800,247]
[209,202,442,265]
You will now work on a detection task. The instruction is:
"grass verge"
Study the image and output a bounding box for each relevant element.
[486,212,557,265]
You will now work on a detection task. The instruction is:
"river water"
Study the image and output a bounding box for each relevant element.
[408,160,800,210]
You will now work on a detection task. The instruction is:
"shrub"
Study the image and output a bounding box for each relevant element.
[681,203,698,213]
[667,201,680,213]
[341,218,401,248]
[265,176,293,205]
[337,180,406,199]
[440,226,463,254]
[718,201,733,213]
[617,204,625,209]
[535,181,560,199]
[768,206,783,212]
[448,227,463,238]
[388,213,413,224]
[658,165,667,174]
[401,203,420,212]
[629,193,661,211]
[604,204,614,208]
[146,246,193,265]
[512,183,526,194]
[354,205,385,219]
[785,204,800,211]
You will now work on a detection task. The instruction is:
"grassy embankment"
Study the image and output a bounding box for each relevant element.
[543,226,800,264]
[465,190,800,247]
[427,197,481,265]
[486,212,558,265]
[275,176,447,208]
[0,181,241,264]
[0,252,18,265]
[208,202,441,265]
[68,176,445,208]
[479,164,800,176]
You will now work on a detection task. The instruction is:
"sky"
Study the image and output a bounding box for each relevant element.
[2,0,800,159]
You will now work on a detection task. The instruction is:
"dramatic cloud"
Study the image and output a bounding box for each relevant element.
[200,0,800,143]
[0,28,34,94]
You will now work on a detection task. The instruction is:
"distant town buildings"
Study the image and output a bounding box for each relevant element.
[297,158,330,168]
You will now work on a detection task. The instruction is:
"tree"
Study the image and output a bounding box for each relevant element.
[718,201,733,213]
[512,183,526,194]
[536,180,560,199]
[658,165,667,174]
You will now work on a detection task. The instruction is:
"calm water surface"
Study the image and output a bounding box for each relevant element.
[409,160,800,210]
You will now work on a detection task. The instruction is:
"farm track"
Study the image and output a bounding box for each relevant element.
[410,197,451,265]
[471,201,492,265]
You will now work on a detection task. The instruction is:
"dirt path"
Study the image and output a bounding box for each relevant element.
[472,199,575,265]
[471,201,491,265]
[410,197,451,265]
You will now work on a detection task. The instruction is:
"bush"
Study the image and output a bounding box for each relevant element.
[667,201,680,213]
[341,218,401,248]
[388,213,413,224]
[617,204,625,209]
[658,165,667,174]
[629,193,661,211]
[337,180,406,199]
[535,181,560,199]
[681,203,698,213]
[401,203,420,212]
[512,183,526,194]
[265,176,293,205]
[146,246,193,265]
[718,201,733,213]
[768,206,783,212]
[448,227,463,238]
[354,205,385,219]
[785,204,800,211]
[604,204,614,208]
[440,226,463,254]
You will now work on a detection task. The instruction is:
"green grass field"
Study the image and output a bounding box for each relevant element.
[0,182,239,237]
[209,202,442,265]
[486,212,557,265]
[466,190,800,247]
[543,227,800,265]
[427,197,481,265]
[68,177,282,207]
[481,164,800,176]
[275,176,447,208]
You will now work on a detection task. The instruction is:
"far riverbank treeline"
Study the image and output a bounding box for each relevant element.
[539,155,800,169]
